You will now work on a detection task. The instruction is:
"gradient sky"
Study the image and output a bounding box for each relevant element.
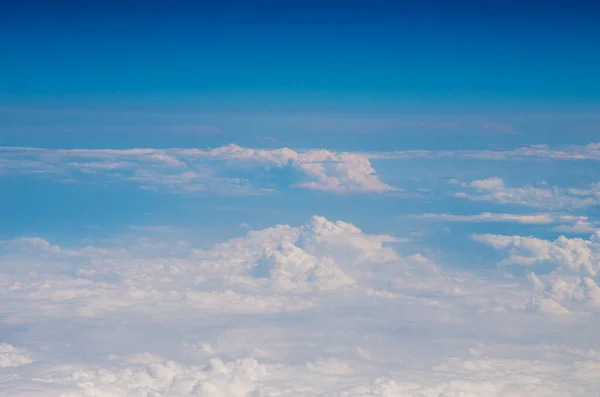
[2,3,600,396]
[1,1,599,251]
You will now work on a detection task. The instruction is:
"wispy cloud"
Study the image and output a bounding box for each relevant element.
[370,142,600,162]
[0,145,397,194]
[453,177,600,209]
[405,212,595,228]
[406,212,554,224]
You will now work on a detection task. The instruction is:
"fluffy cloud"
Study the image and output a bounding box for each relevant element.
[473,231,600,314]
[2,217,600,395]
[526,272,600,314]
[0,145,396,194]
[293,150,394,192]
[1,354,268,397]
[4,347,600,396]
[472,232,600,277]
[0,216,408,334]
[0,344,33,368]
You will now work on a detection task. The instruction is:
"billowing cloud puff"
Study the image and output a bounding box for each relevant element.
[296,216,398,263]
[472,232,600,277]
[293,150,394,193]
[252,242,355,291]
[0,344,33,368]
[473,231,600,314]
[526,272,600,314]
[0,216,408,329]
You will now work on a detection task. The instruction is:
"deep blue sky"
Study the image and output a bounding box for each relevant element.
[2,2,600,152]
[2,1,599,105]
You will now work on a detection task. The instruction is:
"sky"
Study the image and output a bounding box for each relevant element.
[2,2,600,396]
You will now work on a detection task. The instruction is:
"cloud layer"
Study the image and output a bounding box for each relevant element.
[373,142,600,162]
[2,217,600,395]
[454,177,600,209]
[0,145,396,194]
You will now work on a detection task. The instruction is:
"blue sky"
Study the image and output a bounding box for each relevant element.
[2,1,600,270]
[2,3,600,396]
[2,2,599,102]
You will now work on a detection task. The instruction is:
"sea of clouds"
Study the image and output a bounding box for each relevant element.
[2,215,600,396]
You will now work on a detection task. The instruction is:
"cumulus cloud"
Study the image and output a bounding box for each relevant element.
[473,231,600,315]
[472,232,600,277]
[0,216,406,326]
[526,272,600,314]
[2,217,600,395]
[5,346,600,396]
[0,344,33,368]
[1,354,268,397]
[454,177,599,209]
[0,145,396,194]
[252,242,355,291]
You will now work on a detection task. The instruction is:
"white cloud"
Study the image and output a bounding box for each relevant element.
[371,142,600,162]
[463,142,600,161]
[474,231,600,315]
[552,217,598,233]
[455,177,599,209]
[0,344,33,368]
[408,212,556,224]
[407,212,597,232]
[186,144,397,193]
[252,242,355,291]
[294,150,394,192]
[0,145,396,194]
[2,354,268,397]
[338,344,600,396]
[2,217,600,395]
[472,232,600,277]
[526,272,600,314]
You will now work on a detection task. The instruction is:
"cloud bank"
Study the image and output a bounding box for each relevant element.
[2,217,600,395]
